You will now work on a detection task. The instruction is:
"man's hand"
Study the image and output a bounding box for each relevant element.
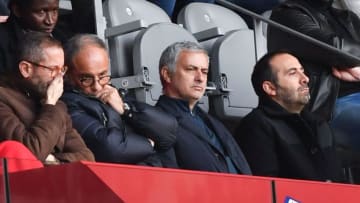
[45,75,63,105]
[332,67,360,82]
[96,85,125,114]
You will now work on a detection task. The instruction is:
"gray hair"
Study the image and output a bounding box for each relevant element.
[159,41,208,73]
[64,34,107,69]
[159,41,208,87]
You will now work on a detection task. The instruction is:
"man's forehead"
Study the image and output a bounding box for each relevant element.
[27,0,59,8]
[270,53,301,72]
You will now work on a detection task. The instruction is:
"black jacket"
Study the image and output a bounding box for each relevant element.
[268,0,360,119]
[156,95,252,175]
[235,97,344,182]
[61,89,177,165]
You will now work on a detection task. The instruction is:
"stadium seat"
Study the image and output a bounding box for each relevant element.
[253,10,272,60]
[132,23,198,105]
[102,0,170,78]
[177,2,257,119]
[101,0,210,108]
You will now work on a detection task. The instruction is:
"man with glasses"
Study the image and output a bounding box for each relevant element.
[61,34,177,165]
[0,31,95,164]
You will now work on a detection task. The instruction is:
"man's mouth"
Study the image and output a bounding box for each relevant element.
[192,86,204,91]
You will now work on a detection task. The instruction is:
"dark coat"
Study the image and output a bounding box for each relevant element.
[235,97,344,182]
[156,95,251,175]
[61,89,177,165]
[268,0,360,120]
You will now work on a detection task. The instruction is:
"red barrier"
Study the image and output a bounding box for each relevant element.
[1,161,272,203]
[1,161,360,203]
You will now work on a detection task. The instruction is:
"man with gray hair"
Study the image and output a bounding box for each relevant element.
[156,41,251,175]
[61,34,177,165]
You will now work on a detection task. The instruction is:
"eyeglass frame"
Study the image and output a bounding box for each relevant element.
[24,60,68,76]
[78,75,112,87]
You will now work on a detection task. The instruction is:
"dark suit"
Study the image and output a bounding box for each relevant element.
[156,95,251,175]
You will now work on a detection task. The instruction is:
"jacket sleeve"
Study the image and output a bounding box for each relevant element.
[125,101,177,152]
[53,102,95,162]
[0,101,76,162]
[66,101,155,164]
[234,113,279,177]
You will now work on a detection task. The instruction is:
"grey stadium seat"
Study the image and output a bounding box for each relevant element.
[101,0,209,108]
[102,0,170,78]
[177,2,257,119]
[132,23,199,105]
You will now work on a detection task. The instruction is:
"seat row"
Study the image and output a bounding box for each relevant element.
[95,0,261,119]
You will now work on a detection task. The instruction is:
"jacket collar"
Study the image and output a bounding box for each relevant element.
[157,95,201,117]
[259,96,321,125]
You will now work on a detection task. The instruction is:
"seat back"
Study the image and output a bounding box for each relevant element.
[178,3,257,118]
[102,0,170,78]
[253,10,272,60]
[210,30,257,118]
[132,23,200,106]
[177,2,248,35]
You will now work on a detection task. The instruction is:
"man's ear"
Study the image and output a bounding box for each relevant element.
[262,81,277,96]
[18,61,33,79]
[160,67,171,83]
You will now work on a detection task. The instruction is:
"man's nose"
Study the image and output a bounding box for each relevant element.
[45,12,56,25]
[300,72,309,84]
[195,70,206,82]
[91,80,103,92]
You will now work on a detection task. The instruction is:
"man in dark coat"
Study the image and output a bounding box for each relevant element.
[156,41,251,175]
[61,34,177,165]
[0,0,68,74]
[235,50,344,182]
[267,0,360,150]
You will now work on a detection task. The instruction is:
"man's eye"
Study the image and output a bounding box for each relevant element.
[36,10,46,15]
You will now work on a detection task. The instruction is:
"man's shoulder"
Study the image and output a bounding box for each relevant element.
[241,108,267,122]
[0,85,19,97]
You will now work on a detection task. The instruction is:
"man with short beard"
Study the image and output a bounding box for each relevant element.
[234,51,344,182]
[0,31,95,164]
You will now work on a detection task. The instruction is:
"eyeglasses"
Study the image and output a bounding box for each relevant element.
[79,75,111,87]
[25,60,68,76]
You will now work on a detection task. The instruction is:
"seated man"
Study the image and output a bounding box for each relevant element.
[268,0,360,150]
[61,34,177,165]
[0,0,68,74]
[0,31,94,164]
[235,51,344,182]
[156,41,251,174]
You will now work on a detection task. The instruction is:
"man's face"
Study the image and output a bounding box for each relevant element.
[27,46,64,97]
[164,50,209,107]
[15,0,59,33]
[269,53,310,113]
[68,45,110,96]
